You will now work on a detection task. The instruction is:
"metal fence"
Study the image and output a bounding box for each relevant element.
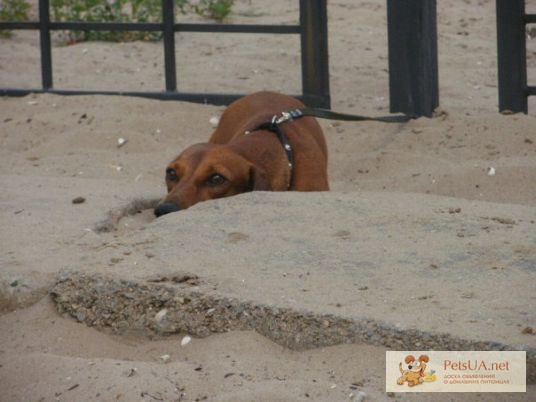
[0,0,330,108]
[6,1,531,116]
[496,0,535,113]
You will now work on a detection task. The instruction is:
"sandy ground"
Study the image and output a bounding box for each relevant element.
[1,0,536,401]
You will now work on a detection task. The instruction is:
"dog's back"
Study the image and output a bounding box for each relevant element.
[209,91,327,159]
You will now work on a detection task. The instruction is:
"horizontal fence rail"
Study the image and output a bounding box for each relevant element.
[0,22,302,34]
[496,0,535,113]
[0,0,330,108]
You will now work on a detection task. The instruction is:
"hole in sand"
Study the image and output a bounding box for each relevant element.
[95,197,160,234]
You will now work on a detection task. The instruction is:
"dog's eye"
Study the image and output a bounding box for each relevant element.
[166,168,178,181]
[206,173,227,186]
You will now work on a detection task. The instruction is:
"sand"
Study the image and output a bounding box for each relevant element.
[1,0,535,401]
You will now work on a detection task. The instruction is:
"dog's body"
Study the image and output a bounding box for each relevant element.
[154,91,329,216]
[397,355,429,387]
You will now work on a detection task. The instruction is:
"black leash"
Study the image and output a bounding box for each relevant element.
[250,107,413,189]
[298,107,414,123]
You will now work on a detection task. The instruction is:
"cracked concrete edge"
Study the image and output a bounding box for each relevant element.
[50,271,535,383]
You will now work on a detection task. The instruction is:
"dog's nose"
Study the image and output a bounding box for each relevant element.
[154,202,181,217]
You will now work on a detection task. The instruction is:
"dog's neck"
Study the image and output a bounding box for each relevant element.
[247,119,294,190]
[229,132,291,191]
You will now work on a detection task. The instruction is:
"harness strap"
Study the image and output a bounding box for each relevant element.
[253,119,295,189]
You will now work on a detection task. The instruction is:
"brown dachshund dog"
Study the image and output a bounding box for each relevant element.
[397,355,429,387]
[154,91,329,217]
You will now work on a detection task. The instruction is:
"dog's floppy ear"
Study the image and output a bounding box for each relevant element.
[405,355,415,364]
[418,355,429,363]
[249,165,272,191]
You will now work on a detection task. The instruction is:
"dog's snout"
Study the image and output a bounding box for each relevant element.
[408,365,412,369]
[154,202,181,217]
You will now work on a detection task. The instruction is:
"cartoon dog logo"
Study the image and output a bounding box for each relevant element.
[397,355,436,386]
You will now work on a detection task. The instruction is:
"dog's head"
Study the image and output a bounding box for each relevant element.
[402,355,429,375]
[154,143,271,217]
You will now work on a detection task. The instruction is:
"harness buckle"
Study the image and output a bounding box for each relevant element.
[271,109,304,126]
[273,111,292,125]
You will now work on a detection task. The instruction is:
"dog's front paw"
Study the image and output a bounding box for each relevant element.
[397,378,404,385]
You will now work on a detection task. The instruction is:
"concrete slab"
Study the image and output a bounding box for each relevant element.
[49,191,536,381]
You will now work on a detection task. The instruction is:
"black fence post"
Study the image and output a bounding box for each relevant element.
[299,0,330,109]
[162,0,177,92]
[496,0,527,113]
[39,0,53,90]
[387,0,439,117]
